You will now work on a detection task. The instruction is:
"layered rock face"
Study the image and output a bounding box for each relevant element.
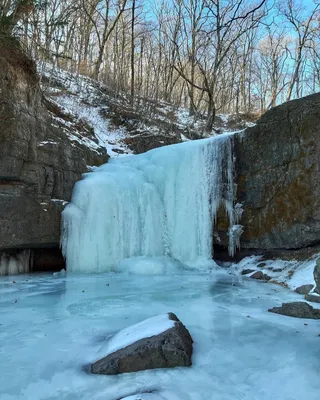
[0,38,108,256]
[233,93,320,252]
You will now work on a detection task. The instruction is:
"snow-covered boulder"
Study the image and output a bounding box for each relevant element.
[91,313,193,375]
[120,393,166,400]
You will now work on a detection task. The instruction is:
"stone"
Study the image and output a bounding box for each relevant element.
[314,259,320,294]
[241,269,255,275]
[257,263,267,269]
[273,268,283,272]
[250,271,264,280]
[268,302,320,319]
[295,284,314,295]
[305,293,320,304]
[91,313,193,375]
[250,271,271,281]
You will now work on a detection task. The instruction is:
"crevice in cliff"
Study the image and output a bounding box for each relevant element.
[0,247,65,275]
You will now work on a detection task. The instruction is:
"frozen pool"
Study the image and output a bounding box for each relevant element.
[0,270,319,400]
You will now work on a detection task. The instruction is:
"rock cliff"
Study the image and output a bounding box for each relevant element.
[0,38,108,265]
[235,93,320,251]
[215,93,320,257]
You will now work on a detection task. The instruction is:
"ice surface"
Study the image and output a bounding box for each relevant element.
[0,270,319,400]
[98,314,175,358]
[62,134,239,273]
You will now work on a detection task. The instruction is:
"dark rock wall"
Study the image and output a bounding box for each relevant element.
[234,93,320,251]
[0,38,108,253]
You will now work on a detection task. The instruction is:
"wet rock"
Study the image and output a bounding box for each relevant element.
[250,271,271,281]
[314,259,320,294]
[91,313,193,375]
[305,293,320,304]
[268,302,320,319]
[257,263,267,269]
[250,271,264,279]
[295,284,314,295]
[241,269,255,275]
[273,268,283,272]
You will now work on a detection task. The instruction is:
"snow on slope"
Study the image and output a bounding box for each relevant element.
[38,62,255,158]
[39,62,131,157]
[230,253,319,293]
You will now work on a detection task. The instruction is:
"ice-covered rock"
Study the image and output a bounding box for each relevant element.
[91,313,193,375]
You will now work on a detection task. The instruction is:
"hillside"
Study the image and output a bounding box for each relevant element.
[38,62,255,158]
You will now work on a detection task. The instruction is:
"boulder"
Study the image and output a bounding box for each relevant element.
[305,293,320,304]
[268,302,320,319]
[295,284,314,295]
[0,38,108,257]
[314,259,320,294]
[250,271,264,280]
[250,271,271,281]
[91,313,193,375]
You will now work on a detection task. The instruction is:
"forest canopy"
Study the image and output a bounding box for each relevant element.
[1,0,320,129]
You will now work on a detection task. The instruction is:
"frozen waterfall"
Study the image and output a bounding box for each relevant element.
[61,134,240,273]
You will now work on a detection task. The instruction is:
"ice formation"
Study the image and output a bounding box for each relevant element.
[62,134,240,272]
[0,250,31,276]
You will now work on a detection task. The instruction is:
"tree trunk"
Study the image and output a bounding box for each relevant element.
[205,93,216,133]
[130,0,135,105]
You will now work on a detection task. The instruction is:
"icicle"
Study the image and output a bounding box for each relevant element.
[0,250,31,276]
[228,224,244,257]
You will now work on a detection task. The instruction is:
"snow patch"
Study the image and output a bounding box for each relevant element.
[51,199,68,207]
[97,314,175,358]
